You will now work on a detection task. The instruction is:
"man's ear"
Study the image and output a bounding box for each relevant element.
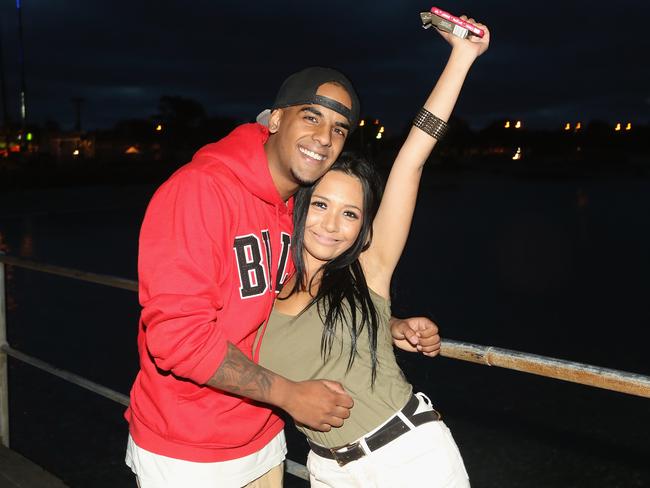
[268,109,282,133]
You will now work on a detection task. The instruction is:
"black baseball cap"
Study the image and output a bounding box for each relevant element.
[257,67,360,129]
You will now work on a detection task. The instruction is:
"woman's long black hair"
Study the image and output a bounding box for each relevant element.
[285,152,384,385]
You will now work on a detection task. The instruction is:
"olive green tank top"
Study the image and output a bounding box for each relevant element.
[256,290,412,448]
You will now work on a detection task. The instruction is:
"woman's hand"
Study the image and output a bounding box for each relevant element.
[436,15,490,60]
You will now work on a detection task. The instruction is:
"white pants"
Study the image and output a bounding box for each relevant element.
[125,432,286,488]
[306,394,469,488]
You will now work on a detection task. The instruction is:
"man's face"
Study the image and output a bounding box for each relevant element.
[265,82,353,200]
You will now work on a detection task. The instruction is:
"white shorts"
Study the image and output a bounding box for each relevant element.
[306,393,469,487]
[125,431,286,488]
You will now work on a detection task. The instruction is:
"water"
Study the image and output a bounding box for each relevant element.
[0,172,648,487]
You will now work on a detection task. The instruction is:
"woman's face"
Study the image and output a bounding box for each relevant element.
[302,170,364,269]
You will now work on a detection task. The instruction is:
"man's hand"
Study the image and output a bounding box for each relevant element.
[390,316,441,357]
[279,379,354,432]
[208,343,353,432]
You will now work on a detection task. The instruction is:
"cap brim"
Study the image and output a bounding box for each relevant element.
[256,109,271,127]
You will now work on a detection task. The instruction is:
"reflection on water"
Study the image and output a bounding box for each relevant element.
[0,231,17,313]
[19,220,35,258]
[576,187,589,209]
[1,219,46,315]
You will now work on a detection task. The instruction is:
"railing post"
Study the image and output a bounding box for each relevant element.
[0,255,9,447]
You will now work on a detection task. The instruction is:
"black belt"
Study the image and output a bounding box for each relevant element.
[307,394,441,467]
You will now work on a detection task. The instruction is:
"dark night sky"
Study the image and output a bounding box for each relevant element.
[1,0,649,132]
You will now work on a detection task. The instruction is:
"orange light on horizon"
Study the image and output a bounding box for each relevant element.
[625,122,632,131]
[359,119,365,127]
[515,120,522,129]
[564,123,571,131]
[504,121,510,128]
[615,122,621,131]
[379,126,385,134]
[155,124,163,132]
[512,147,522,160]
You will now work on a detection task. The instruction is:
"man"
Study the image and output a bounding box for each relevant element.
[125,67,439,487]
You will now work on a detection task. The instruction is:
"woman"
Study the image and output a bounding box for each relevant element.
[256,17,489,487]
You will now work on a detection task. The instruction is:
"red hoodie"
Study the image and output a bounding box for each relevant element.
[125,123,293,462]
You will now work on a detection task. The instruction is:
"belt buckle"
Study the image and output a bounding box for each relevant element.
[330,441,360,467]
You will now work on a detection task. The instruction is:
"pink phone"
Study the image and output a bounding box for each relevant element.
[429,7,485,39]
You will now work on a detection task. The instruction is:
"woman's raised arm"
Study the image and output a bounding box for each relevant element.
[362,17,490,297]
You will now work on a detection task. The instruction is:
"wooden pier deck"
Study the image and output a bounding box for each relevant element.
[0,445,67,488]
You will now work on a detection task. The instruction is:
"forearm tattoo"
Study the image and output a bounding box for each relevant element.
[209,343,275,400]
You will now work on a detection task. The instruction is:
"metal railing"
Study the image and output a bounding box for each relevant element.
[1,253,649,482]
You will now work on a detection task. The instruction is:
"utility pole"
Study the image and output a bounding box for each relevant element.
[16,0,27,139]
[0,22,10,156]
